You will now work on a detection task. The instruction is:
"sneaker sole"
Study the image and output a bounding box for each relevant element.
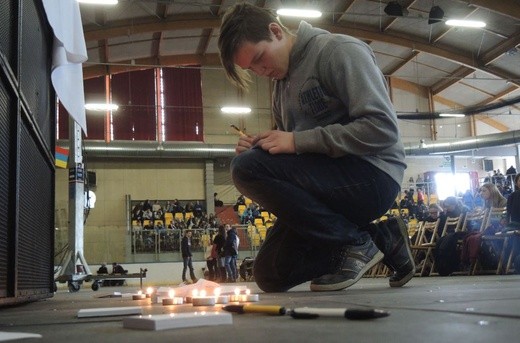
[388,219,415,288]
[389,266,414,287]
[310,250,384,292]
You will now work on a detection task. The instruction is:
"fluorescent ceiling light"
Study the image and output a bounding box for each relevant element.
[439,113,465,118]
[85,103,119,111]
[221,107,252,114]
[276,9,322,18]
[77,0,118,5]
[445,19,486,28]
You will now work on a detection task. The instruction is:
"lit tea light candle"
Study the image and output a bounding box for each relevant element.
[192,290,216,307]
[162,289,184,306]
[244,289,259,302]
[214,287,229,304]
[230,288,242,302]
[145,287,154,298]
[132,290,146,300]
[185,289,198,304]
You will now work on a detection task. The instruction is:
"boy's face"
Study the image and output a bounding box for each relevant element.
[233,23,291,80]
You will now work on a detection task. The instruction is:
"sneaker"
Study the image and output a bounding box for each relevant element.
[310,239,384,292]
[370,217,415,287]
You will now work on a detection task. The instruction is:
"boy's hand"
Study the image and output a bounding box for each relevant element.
[253,130,295,154]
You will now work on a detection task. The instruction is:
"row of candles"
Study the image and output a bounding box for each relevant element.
[132,287,259,306]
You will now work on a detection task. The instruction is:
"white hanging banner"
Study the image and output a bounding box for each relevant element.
[42,0,88,135]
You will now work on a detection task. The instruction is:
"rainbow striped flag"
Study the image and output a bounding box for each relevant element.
[55,146,69,169]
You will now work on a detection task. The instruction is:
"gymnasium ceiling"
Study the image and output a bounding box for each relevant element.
[79,0,520,135]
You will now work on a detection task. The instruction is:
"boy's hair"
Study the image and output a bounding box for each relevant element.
[218,3,288,89]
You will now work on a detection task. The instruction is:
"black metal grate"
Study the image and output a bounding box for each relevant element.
[0,0,54,305]
[20,0,53,150]
[0,0,18,73]
[0,70,13,298]
[17,120,54,292]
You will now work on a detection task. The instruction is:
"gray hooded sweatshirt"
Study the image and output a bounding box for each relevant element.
[273,21,406,186]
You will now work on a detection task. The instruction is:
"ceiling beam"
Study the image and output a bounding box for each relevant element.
[83,16,520,86]
[331,0,356,24]
[83,54,222,79]
[462,0,520,20]
[384,50,419,76]
[83,14,220,41]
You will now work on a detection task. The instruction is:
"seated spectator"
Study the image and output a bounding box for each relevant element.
[233,195,246,211]
[440,197,469,234]
[185,201,195,213]
[172,199,184,214]
[142,208,153,220]
[194,201,204,218]
[131,202,143,220]
[142,199,152,212]
[480,183,507,209]
[411,203,444,245]
[111,262,127,275]
[152,200,162,212]
[97,263,108,274]
[153,208,164,220]
[214,192,224,207]
[240,203,258,224]
[165,200,174,213]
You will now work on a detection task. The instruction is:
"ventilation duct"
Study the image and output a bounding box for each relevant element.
[404,130,520,156]
[57,140,236,159]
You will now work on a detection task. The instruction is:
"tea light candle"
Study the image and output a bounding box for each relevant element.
[214,287,230,304]
[132,290,146,300]
[185,289,198,304]
[162,290,184,305]
[145,287,154,298]
[192,290,216,307]
[244,289,259,302]
[230,288,242,302]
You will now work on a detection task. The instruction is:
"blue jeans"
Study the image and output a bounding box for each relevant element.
[182,256,196,281]
[231,149,400,292]
[224,255,238,281]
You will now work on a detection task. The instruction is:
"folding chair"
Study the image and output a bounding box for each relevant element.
[476,207,508,275]
[410,219,440,276]
[426,215,464,276]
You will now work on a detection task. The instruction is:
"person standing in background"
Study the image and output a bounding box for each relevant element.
[181,230,197,284]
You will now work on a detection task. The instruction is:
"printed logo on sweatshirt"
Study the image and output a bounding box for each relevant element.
[299,78,327,116]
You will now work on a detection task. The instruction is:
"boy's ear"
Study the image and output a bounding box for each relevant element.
[269,23,283,40]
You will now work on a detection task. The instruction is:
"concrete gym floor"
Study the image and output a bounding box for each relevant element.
[1,275,520,343]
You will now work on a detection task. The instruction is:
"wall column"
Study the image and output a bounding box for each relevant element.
[205,160,215,216]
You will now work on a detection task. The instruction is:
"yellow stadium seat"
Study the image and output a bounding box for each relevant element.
[174,212,184,221]
[164,213,174,226]
[254,217,264,226]
[237,204,246,216]
[252,234,261,247]
[185,212,193,220]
